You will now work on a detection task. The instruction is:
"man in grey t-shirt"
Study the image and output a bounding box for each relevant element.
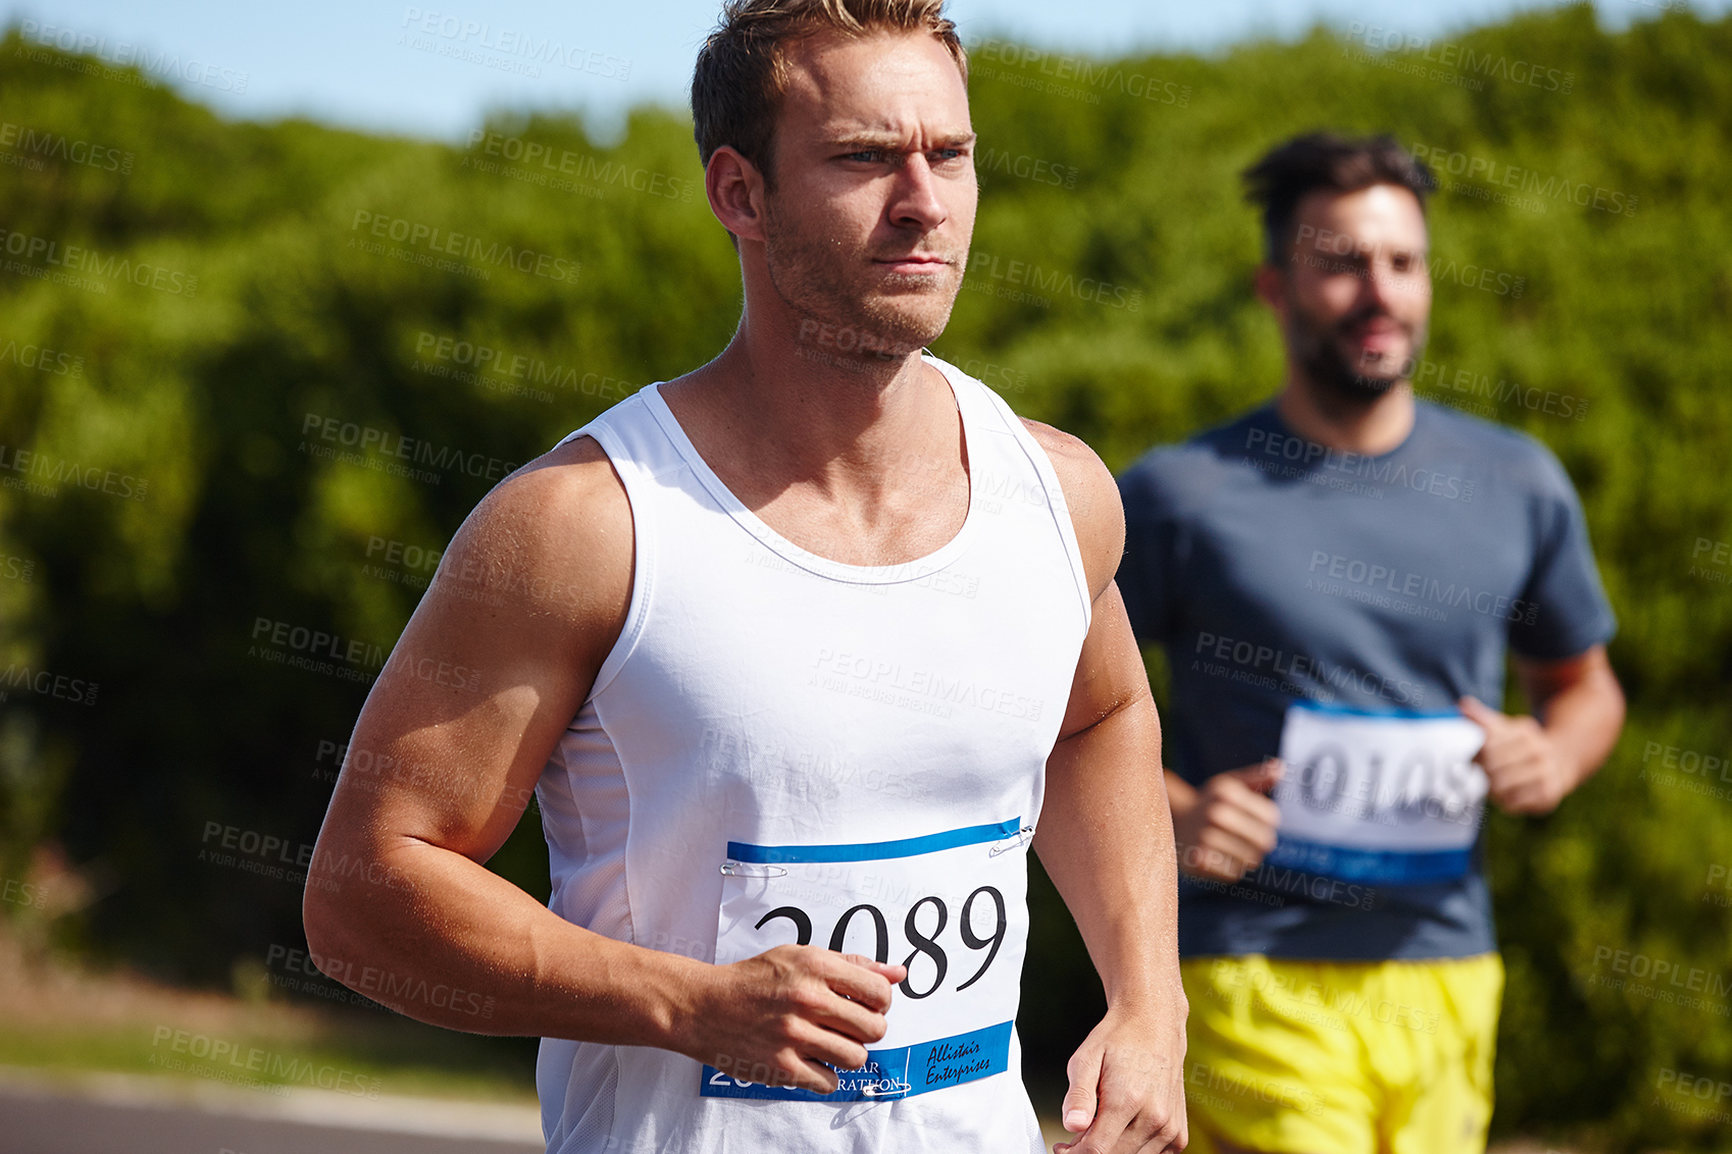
[1117,133,1625,1154]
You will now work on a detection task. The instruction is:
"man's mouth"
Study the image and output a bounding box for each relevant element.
[874,254,953,270]
[1343,318,1406,351]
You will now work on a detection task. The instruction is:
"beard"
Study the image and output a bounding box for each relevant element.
[1287,294,1427,403]
[762,196,962,367]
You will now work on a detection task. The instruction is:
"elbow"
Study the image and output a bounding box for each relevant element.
[1598,663,1628,735]
[300,835,363,961]
[301,846,339,959]
[301,831,420,966]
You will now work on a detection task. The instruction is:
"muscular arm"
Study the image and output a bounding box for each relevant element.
[1024,421,1187,1154]
[303,437,898,1091]
[1461,643,1625,815]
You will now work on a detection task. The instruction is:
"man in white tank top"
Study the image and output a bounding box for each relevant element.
[305,3,1188,1151]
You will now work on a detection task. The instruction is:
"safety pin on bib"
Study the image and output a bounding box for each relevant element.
[718,861,788,879]
[989,824,1036,856]
[860,1077,912,1100]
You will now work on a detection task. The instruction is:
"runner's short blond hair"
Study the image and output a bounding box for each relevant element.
[691,0,967,190]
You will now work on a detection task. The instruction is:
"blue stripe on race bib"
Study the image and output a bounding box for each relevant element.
[727,819,1022,865]
[1266,836,1472,884]
[1287,701,1465,721]
[700,1020,1014,1102]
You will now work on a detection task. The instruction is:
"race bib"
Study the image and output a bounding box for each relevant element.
[700,818,1032,1102]
[1266,703,1487,885]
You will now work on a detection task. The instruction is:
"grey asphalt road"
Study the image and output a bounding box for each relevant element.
[0,1079,1576,1153]
[0,1081,546,1154]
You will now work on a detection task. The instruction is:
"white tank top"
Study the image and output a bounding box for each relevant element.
[535,355,1091,1153]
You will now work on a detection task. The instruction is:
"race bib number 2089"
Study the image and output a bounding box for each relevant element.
[701,818,1031,1102]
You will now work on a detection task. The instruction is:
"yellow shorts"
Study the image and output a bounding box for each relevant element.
[1180,953,1503,1154]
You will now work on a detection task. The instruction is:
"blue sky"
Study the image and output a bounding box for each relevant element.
[2,0,1718,142]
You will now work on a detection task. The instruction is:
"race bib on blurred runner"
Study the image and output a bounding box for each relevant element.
[1266,703,1487,884]
[700,818,1031,1102]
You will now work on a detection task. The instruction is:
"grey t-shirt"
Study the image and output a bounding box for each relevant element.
[1117,400,1616,960]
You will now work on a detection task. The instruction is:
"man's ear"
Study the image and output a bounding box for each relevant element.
[707,146,769,245]
[1253,263,1286,314]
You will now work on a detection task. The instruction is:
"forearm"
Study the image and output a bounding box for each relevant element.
[304,834,706,1048]
[1163,769,1197,825]
[1036,693,1183,1010]
[1534,664,1626,788]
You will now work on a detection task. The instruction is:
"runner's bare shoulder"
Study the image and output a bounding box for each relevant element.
[424,434,633,671]
[1018,418,1123,598]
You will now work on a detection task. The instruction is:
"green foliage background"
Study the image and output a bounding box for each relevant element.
[0,6,1727,1146]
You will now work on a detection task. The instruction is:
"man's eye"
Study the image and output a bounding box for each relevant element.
[844,150,883,163]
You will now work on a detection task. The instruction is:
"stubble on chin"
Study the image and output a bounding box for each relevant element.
[772,250,960,369]
[857,269,959,349]
[1290,307,1423,403]
[763,196,967,367]
[788,301,946,375]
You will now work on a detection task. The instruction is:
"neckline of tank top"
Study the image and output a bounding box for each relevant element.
[638,356,984,586]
